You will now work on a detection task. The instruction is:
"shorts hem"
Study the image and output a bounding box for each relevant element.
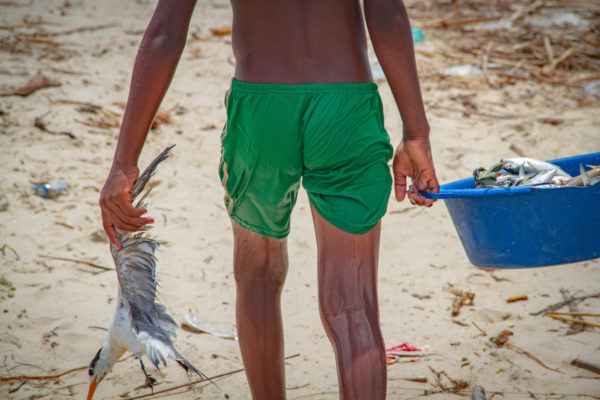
[308,198,386,236]
[229,214,290,239]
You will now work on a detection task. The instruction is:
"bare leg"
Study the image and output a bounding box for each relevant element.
[232,221,288,400]
[311,205,386,400]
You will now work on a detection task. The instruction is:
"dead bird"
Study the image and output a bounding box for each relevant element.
[87,146,212,400]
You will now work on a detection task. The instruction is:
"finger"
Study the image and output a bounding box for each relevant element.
[107,201,153,229]
[102,211,121,249]
[408,185,435,207]
[394,175,407,202]
[114,200,153,225]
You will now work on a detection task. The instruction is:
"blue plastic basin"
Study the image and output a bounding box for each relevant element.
[423,152,600,268]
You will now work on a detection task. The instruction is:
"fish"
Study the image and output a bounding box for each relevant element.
[501,157,571,177]
[566,164,600,187]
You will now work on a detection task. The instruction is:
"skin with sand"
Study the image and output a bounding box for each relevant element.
[99,0,439,399]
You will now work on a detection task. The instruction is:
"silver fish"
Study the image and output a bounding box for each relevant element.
[502,157,571,178]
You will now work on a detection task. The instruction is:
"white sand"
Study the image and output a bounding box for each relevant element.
[1,1,599,399]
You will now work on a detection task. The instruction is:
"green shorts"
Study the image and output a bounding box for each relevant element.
[219,79,393,239]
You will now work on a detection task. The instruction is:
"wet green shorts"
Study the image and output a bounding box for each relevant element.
[219,79,393,239]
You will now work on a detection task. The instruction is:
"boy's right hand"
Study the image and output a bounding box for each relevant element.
[393,138,439,207]
[99,162,154,249]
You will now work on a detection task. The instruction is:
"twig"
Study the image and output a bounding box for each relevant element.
[39,255,113,271]
[0,366,86,383]
[121,353,301,400]
[547,312,600,317]
[34,116,76,139]
[50,23,118,37]
[530,291,600,315]
[546,314,600,328]
[0,243,20,260]
[560,288,585,334]
[471,321,487,336]
[571,359,600,375]
[505,343,563,374]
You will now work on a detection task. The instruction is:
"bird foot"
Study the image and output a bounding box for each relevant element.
[144,375,157,390]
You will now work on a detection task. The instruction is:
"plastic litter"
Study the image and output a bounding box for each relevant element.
[411,27,424,44]
[583,80,600,99]
[32,181,69,199]
[386,342,431,365]
[440,64,482,76]
[181,312,237,340]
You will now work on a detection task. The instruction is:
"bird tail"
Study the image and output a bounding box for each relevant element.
[174,350,219,388]
[131,145,175,201]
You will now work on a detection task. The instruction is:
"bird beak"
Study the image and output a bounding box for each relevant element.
[87,377,100,400]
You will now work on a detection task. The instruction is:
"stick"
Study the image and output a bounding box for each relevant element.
[530,291,600,315]
[471,321,487,336]
[560,288,585,334]
[0,366,86,383]
[39,255,113,271]
[121,353,301,400]
[571,359,600,375]
[547,312,600,317]
[546,314,600,328]
[50,23,118,37]
[505,343,563,374]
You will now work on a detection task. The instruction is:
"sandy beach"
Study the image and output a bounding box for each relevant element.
[1,1,599,399]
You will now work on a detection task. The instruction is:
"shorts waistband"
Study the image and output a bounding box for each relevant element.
[230,78,378,93]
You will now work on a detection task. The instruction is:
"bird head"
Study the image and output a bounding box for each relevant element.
[87,347,110,400]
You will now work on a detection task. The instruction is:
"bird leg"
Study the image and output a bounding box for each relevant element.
[138,358,157,390]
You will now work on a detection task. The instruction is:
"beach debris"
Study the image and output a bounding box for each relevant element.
[0,194,8,212]
[489,329,513,346]
[181,312,237,340]
[151,105,178,130]
[2,73,60,97]
[558,288,586,334]
[32,181,69,199]
[570,358,600,376]
[39,254,112,272]
[0,244,19,261]
[369,58,385,81]
[210,25,232,36]
[447,285,475,316]
[545,312,600,329]
[506,294,528,303]
[583,80,600,99]
[427,367,469,394]
[471,321,487,336]
[34,114,76,139]
[490,329,563,373]
[530,290,600,316]
[386,342,431,365]
[440,64,482,76]
[472,385,487,400]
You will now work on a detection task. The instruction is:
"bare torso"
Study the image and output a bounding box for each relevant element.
[231,0,373,84]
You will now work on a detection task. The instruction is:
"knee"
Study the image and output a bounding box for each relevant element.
[233,232,288,290]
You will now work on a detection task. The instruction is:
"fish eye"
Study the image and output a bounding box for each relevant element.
[88,368,94,376]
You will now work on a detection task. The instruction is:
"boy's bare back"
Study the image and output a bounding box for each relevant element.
[232,0,372,84]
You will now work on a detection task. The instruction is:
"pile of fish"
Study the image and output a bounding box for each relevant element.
[473,157,600,188]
